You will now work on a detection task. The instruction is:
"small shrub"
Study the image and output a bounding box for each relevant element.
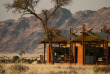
[0,65,6,74]
[10,64,29,73]
[12,56,20,63]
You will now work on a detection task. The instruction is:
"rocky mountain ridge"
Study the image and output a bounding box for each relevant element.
[0,7,110,53]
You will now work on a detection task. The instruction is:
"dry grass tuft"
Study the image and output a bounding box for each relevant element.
[94,66,110,73]
[0,64,6,74]
[10,64,29,74]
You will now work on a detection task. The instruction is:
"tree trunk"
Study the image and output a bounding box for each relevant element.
[44,23,54,64]
[49,40,54,64]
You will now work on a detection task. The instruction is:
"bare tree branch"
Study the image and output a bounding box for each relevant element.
[26,8,44,24]
[21,13,30,18]
[48,5,60,19]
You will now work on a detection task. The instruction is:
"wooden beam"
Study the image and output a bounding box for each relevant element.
[58,34,70,41]
[72,41,104,43]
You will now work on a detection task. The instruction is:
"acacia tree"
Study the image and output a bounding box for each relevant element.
[19,50,25,63]
[5,0,72,63]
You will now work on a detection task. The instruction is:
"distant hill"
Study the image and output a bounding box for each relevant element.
[0,7,110,53]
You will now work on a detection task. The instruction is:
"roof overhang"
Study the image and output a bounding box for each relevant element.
[38,34,69,44]
[71,32,110,43]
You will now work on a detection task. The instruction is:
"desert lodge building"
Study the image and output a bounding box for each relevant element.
[39,25,110,65]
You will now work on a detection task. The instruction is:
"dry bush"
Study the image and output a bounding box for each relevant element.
[0,64,6,74]
[10,64,29,73]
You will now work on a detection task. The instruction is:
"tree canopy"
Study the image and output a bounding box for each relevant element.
[5,0,72,20]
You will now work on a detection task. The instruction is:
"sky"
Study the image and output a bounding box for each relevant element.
[0,0,110,21]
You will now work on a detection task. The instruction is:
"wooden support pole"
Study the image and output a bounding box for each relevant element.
[69,28,73,63]
[70,28,71,35]
[104,40,109,65]
[106,36,109,65]
[107,36,109,58]
[59,43,60,47]
[70,28,72,35]
[104,41,106,62]
[103,41,104,49]
[73,43,76,63]
[73,35,76,63]
[69,37,71,63]
[49,44,51,63]
[44,43,46,63]
[82,24,86,65]
[105,41,107,65]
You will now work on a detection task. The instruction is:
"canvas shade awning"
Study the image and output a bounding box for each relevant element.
[38,34,69,44]
[71,32,110,43]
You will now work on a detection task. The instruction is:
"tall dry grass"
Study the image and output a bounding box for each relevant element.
[0,63,110,74]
